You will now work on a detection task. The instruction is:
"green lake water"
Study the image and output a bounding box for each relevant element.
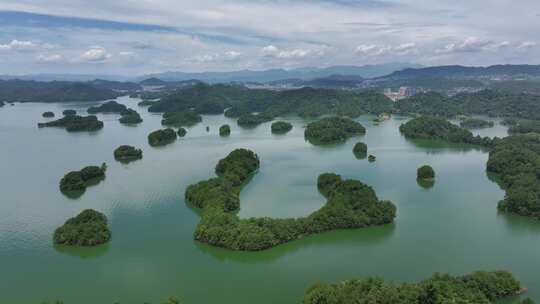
[1,96,539,303]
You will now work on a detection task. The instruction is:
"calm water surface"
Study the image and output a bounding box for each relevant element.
[1,97,539,303]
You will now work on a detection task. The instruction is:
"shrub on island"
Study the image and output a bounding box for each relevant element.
[62,109,76,116]
[119,108,142,124]
[368,154,376,162]
[161,111,202,127]
[185,149,396,251]
[305,117,366,145]
[114,145,142,163]
[42,111,55,118]
[417,165,435,180]
[353,142,367,158]
[303,270,523,304]
[460,118,495,129]
[271,121,293,134]
[219,124,231,136]
[148,128,177,146]
[38,115,104,132]
[53,209,111,246]
[59,163,107,194]
[400,116,494,147]
[177,127,187,137]
[87,100,127,114]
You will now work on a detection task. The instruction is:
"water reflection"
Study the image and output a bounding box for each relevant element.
[417,179,435,190]
[54,243,111,259]
[403,138,487,154]
[498,212,540,234]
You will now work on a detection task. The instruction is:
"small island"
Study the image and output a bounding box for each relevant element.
[53,209,111,246]
[304,117,366,145]
[161,111,202,127]
[417,165,435,180]
[237,113,273,127]
[137,100,156,107]
[87,100,127,114]
[114,145,142,163]
[219,124,231,136]
[353,142,368,159]
[148,128,177,146]
[271,121,293,134]
[119,108,143,124]
[368,154,376,162]
[42,111,55,118]
[38,115,104,132]
[59,163,107,194]
[460,117,494,129]
[303,270,524,304]
[177,127,187,137]
[62,109,76,116]
[400,116,493,147]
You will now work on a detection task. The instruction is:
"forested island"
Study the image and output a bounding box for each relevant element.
[417,165,435,180]
[59,164,107,196]
[305,117,366,144]
[87,100,127,114]
[399,116,494,147]
[137,100,156,107]
[119,108,143,124]
[114,145,143,163]
[487,135,540,219]
[219,124,231,136]
[38,115,104,132]
[53,209,111,246]
[148,128,177,146]
[303,271,528,304]
[161,111,202,127]
[460,118,494,129]
[177,127,187,137]
[62,109,76,116]
[271,121,293,134]
[42,111,55,118]
[237,113,273,127]
[185,149,396,251]
[353,142,367,159]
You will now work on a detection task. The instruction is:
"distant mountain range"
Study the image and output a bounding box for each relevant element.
[384,64,540,79]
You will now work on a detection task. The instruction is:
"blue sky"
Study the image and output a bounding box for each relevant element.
[0,0,539,75]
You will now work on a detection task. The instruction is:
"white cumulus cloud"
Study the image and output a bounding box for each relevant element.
[81,46,112,62]
[36,53,63,62]
[0,40,38,52]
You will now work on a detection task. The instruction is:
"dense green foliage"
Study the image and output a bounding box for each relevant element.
[114,145,142,163]
[53,209,111,246]
[305,117,366,144]
[177,127,187,137]
[185,149,396,251]
[395,92,460,117]
[0,80,120,103]
[119,108,143,124]
[161,111,202,127]
[271,121,293,134]
[219,124,231,136]
[417,165,435,180]
[237,113,273,127]
[303,271,522,304]
[148,128,177,146]
[59,164,107,193]
[42,111,55,118]
[508,120,540,134]
[487,135,540,219]
[353,142,367,159]
[62,109,76,116]
[137,100,157,106]
[38,115,104,132]
[460,118,495,129]
[400,116,494,147]
[87,100,127,114]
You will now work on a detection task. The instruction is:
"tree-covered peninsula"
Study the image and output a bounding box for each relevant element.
[305,117,366,144]
[185,149,396,251]
[119,108,143,124]
[53,209,111,246]
[42,111,55,118]
[114,145,142,163]
[148,128,177,146]
[460,118,494,129]
[487,134,540,219]
[417,165,435,180]
[59,164,107,195]
[399,116,494,147]
[38,115,104,132]
[161,111,202,127]
[271,121,293,134]
[219,124,231,136]
[303,271,525,304]
[87,100,127,114]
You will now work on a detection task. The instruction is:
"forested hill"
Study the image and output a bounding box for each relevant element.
[0,80,122,102]
[384,64,540,79]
